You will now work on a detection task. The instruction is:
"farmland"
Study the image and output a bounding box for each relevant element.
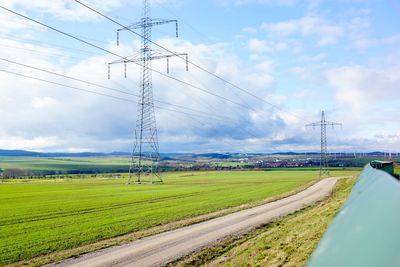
[0,170,356,265]
[0,156,131,171]
[0,153,388,176]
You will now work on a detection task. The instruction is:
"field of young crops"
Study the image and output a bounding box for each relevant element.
[0,170,357,265]
[0,156,131,171]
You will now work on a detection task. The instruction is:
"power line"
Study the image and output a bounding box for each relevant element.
[120,0,180,183]
[0,65,241,124]
[0,33,100,56]
[0,5,266,141]
[176,112,251,150]
[179,63,259,122]
[0,42,88,61]
[0,57,248,124]
[111,0,191,184]
[0,5,258,113]
[129,71,262,139]
[161,46,258,117]
[72,0,310,123]
[154,1,218,46]
[0,68,234,123]
[0,68,135,103]
[306,110,342,177]
[0,63,263,140]
[0,68,260,139]
[0,57,132,95]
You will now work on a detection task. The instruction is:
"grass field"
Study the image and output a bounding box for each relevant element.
[0,156,131,171]
[0,170,357,265]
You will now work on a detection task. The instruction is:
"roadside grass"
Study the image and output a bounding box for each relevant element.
[171,176,357,267]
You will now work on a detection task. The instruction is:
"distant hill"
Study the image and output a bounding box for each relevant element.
[0,149,394,158]
[0,150,41,157]
[0,149,131,157]
[194,153,231,159]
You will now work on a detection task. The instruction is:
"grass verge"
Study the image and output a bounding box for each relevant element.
[170,176,356,267]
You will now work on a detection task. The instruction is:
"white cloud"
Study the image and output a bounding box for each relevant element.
[1,0,126,22]
[261,16,344,46]
[0,32,291,152]
[1,1,398,153]
[31,96,58,109]
[299,53,326,62]
[248,38,289,54]
[383,34,400,45]
[352,38,377,49]
[2,0,180,22]
[290,65,325,82]
[348,16,371,38]
[0,9,46,34]
[0,136,62,151]
[323,65,400,150]
[294,89,314,99]
[241,27,258,34]
[219,0,299,6]
[255,60,273,72]
[326,65,400,111]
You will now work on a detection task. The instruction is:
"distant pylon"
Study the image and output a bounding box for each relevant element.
[108,0,188,184]
[306,111,342,176]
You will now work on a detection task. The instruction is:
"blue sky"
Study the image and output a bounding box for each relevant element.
[0,0,399,153]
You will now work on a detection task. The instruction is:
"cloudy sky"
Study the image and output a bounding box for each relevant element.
[0,0,399,153]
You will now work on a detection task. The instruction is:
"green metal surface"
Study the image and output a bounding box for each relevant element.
[370,160,394,175]
[307,165,400,267]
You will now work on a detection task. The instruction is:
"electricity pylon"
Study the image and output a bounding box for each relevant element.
[108,0,188,184]
[306,111,342,177]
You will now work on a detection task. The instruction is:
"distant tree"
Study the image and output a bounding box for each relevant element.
[3,168,26,178]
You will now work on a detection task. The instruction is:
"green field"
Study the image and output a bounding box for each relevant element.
[0,170,357,265]
[0,156,131,171]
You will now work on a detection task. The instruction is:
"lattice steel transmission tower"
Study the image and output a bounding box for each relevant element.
[108,0,188,184]
[306,111,342,176]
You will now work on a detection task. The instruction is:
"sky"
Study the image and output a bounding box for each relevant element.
[0,0,399,153]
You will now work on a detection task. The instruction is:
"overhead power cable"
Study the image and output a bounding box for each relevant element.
[0,33,99,56]
[72,0,310,123]
[0,68,134,103]
[0,5,256,113]
[0,59,243,123]
[0,42,91,62]
[0,5,265,139]
[0,68,259,138]
[0,68,229,122]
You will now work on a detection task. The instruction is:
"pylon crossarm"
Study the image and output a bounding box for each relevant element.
[108,55,141,65]
[108,53,188,77]
[306,123,320,127]
[125,53,187,63]
[146,18,178,28]
[118,19,177,31]
[324,121,342,126]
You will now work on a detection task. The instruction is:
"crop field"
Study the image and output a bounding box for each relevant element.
[0,170,357,265]
[0,156,131,171]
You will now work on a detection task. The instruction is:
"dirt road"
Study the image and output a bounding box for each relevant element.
[50,177,338,267]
